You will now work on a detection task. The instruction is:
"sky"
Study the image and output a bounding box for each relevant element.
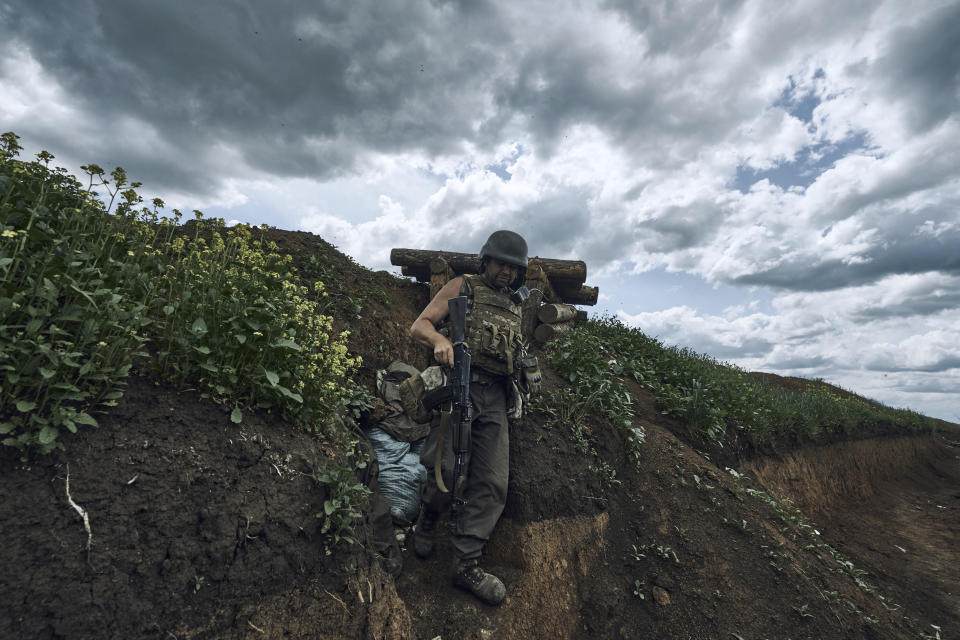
[2,0,958,421]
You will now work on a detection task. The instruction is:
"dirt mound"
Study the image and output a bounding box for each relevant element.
[2,227,957,640]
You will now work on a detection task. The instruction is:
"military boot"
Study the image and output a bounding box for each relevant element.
[451,559,506,605]
[413,508,439,558]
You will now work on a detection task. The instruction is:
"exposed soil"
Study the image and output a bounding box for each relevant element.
[1,228,958,640]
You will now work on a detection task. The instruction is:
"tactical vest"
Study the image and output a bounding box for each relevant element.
[459,274,524,376]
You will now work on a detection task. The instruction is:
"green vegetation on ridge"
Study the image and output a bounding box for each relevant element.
[544,316,939,449]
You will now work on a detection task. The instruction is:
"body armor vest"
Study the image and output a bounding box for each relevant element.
[459,274,523,376]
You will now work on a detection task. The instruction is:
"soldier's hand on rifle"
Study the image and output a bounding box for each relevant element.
[410,276,464,369]
[433,336,454,367]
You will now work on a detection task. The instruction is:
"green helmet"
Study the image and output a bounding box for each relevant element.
[479,230,528,289]
[479,230,528,267]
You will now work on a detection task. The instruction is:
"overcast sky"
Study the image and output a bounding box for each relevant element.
[2,0,958,421]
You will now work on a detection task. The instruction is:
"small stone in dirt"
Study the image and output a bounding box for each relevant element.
[652,586,671,606]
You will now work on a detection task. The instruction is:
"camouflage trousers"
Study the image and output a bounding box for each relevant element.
[420,371,510,561]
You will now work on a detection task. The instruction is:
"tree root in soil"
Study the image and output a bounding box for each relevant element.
[65,464,93,558]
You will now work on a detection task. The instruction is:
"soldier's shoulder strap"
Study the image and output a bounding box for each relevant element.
[460,273,478,296]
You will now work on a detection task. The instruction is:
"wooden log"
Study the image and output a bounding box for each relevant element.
[391,248,586,284]
[523,262,559,303]
[534,320,575,343]
[527,257,586,284]
[551,283,598,306]
[429,257,456,299]
[520,288,544,342]
[538,303,578,324]
[393,248,597,306]
[401,264,424,280]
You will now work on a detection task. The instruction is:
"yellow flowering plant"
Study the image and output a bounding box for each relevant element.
[1,132,364,454]
[148,218,359,432]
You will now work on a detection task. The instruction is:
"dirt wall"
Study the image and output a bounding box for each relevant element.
[741,434,953,516]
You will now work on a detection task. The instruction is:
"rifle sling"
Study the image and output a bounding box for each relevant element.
[434,404,453,493]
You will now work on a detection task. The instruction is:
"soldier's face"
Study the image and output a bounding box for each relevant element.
[484,258,519,287]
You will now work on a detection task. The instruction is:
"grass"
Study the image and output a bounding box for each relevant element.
[540,315,939,452]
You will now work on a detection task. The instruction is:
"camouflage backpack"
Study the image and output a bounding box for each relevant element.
[375,360,432,442]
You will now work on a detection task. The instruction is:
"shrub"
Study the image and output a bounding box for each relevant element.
[0,134,154,452]
[0,132,362,454]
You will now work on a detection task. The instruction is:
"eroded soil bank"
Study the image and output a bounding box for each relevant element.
[743,433,960,634]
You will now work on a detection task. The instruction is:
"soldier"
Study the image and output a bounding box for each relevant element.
[408,230,529,606]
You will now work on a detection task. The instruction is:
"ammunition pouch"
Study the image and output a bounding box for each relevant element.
[518,356,542,395]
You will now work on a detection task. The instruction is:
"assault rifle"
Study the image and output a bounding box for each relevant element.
[447,295,472,533]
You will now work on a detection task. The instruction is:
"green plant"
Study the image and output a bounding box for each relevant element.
[588,460,622,489]
[340,381,375,422]
[147,220,360,432]
[632,541,680,564]
[313,463,371,554]
[561,315,938,450]
[0,135,155,452]
[0,133,364,454]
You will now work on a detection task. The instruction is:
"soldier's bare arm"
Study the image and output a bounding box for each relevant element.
[409,276,463,367]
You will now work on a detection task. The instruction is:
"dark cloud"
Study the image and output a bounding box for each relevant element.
[483,21,755,167]
[898,379,960,394]
[682,335,774,360]
[733,230,960,292]
[511,190,594,255]
[866,355,960,374]
[450,187,594,259]
[641,200,726,252]
[764,354,832,369]
[488,40,658,158]
[878,2,960,133]
[2,0,511,192]
[602,0,746,56]
[853,292,960,321]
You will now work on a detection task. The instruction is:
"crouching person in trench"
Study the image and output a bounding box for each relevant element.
[408,230,540,606]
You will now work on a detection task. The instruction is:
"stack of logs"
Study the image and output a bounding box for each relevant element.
[534,303,588,343]
[390,247,597,343]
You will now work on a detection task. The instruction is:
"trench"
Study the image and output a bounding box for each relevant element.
[741,433,960,628]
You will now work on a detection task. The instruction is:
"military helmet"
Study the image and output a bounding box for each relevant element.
[479,230,528,268]
[479,230,528,289]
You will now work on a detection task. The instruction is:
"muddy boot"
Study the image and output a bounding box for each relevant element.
[451,559,506,605]
[413,508,438,558]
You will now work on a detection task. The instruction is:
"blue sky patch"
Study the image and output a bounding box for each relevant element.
[732,132,870,194]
